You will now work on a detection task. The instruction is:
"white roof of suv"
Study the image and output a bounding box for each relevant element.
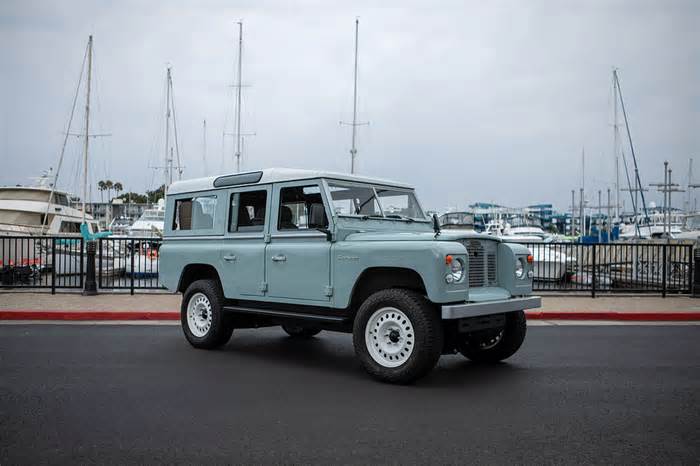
[167,168,413,195]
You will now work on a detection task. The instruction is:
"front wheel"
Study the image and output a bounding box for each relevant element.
[181,279,234,349]
[457,311,526,363]
[353,289,443,384]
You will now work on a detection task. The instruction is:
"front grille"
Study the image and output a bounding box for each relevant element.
[463,239,498,288]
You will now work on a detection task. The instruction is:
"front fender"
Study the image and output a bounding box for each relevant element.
[332,241,468,308]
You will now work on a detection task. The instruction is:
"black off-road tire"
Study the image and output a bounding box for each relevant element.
[181,279,234,349]
[353,289,443,384]
[282,324,322,338]
[457,310,526,363]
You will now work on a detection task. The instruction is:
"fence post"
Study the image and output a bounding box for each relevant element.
[98,238,103,290]
[83,240,98,296]
[691,246,699,297]
[130,238,135,296]
[51,237,56,295]
[591,243,597,298]
[662,245,667,298]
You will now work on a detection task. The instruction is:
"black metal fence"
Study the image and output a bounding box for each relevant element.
[523,242,694,297]
[0,236,694,297]
[0,236,163,294]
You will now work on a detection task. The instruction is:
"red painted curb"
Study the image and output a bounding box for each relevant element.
[0,310,180,321]
[525,311,700,321]
[1,309,699,321]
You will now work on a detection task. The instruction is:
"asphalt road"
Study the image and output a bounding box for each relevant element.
[1,324,698,464]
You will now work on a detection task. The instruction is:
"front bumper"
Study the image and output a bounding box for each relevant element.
[441,296,541,320]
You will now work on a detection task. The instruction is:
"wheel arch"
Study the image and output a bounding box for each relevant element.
[177,263,223,293]
[348,267,428,315]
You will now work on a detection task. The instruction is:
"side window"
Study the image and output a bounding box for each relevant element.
[59,221,81,233]
[278,185,329,231]
[231,190,267,232]
[173,195,217,231]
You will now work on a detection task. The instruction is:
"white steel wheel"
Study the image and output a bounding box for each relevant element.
[365,307,415,368]
[186,292,213,338]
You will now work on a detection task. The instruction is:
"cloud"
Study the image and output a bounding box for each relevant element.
[1,0,698,212]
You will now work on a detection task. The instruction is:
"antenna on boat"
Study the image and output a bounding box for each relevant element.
[340,18,369,174]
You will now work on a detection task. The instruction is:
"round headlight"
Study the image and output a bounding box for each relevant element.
[515,258,525,279]
[450,258,464,281]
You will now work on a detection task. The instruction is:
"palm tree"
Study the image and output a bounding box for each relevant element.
[113,182,123,200]
[104,180,113,202]
[97,180,106,203]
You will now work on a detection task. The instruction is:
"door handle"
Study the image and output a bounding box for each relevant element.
[223,254,237,262]
[271,254,287,262]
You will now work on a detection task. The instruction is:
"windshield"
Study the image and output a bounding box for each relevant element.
[685,215,700,230]
[328,182,426,221]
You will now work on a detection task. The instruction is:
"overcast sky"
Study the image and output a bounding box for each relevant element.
[1,0,698,212]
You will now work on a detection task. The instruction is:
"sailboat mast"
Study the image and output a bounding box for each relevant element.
[164,66,172,188]
[202,119,208,177]
[613,70,620,221]
[350,18,360,174]
[235,21,243,173]
[82,35,93,223]
[614,69,648,224]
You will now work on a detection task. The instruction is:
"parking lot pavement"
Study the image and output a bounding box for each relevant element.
[1,325,698,464]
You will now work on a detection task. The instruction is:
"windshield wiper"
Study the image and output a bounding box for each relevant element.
[360,214,385,220]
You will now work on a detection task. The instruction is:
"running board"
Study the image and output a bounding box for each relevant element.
[223,305,348,323]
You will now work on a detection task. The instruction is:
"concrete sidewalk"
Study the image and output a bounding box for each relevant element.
[1,292,700,321]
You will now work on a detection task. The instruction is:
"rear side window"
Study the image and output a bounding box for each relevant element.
[173,196,217,231]
[230,190,267,232]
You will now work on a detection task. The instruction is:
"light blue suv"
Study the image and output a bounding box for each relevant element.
[159,168,540,383]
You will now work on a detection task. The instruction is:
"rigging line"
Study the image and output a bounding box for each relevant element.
[168,71,183,179]
[614,70,649,224]
[618,127,636,216]
[41,40,89,233]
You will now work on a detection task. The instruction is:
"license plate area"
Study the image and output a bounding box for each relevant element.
[458,313,506,333]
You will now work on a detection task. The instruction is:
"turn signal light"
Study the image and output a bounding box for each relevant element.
[445,255,453,265]
[527,255,534,263]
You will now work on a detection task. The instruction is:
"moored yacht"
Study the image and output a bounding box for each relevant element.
[0,184,100,237]
[127,199,165,237]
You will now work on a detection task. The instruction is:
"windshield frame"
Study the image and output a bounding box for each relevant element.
[324,179,429,223]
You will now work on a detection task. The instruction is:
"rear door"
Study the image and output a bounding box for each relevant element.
[220,185,271,298]
[266,180,332,302]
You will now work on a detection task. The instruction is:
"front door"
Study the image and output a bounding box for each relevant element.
[266,181,332,302]
[220,186,270,298]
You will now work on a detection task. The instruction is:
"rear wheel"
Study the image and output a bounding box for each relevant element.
[457,311,526,363]
[181,279,233,349]
[353,289,443,384]
[282,324,322,338]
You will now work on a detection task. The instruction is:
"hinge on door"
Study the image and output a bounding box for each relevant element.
[264,234,271,243]
[260,282,268,292]
[324,286,333,297]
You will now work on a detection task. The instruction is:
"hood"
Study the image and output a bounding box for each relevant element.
[344,230,501,242]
